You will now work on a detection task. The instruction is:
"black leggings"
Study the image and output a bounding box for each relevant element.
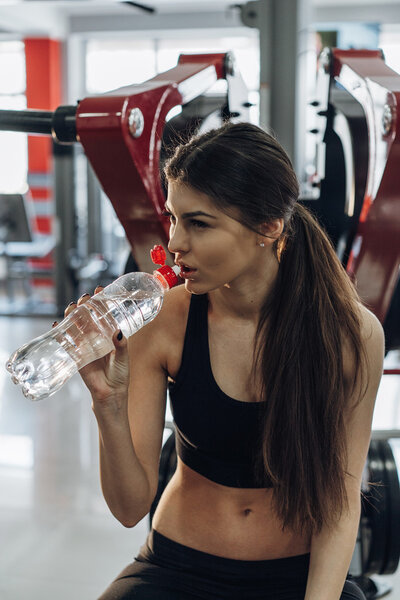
[98,529,366,599]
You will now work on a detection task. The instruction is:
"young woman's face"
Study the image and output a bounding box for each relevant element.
[165,182,261,294]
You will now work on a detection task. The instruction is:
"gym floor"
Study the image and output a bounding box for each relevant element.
[0,315,399,599]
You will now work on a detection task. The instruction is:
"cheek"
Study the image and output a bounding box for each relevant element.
[203,243,245,272]
[199,240,233,268]
[194,229,255,271]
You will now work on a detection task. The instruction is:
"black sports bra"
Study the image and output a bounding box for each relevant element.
[168,293,272,488]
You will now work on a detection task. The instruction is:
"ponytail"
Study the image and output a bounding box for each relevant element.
[254,202,366,534]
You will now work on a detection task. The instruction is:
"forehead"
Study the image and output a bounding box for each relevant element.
[166,181,256,238]
[166,182,218,213]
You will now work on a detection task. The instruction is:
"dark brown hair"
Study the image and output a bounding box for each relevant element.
[164,122,367,535]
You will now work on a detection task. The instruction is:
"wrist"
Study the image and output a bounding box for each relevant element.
[91,391,128,420]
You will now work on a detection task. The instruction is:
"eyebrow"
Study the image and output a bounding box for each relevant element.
[164,204,217,220]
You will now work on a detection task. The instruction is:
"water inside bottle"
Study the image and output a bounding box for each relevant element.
[6,275,165,401]
[90,290,163,338]
[6,336,78,401]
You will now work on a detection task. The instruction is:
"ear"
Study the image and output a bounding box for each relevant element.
[260,218,284,240]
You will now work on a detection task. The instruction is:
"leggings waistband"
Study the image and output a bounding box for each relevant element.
[137,529,310,583]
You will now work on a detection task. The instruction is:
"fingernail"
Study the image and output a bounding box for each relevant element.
[52,321,57,327]
[79,293,90,300]
[117,330,123,341]
[68,301,77,307]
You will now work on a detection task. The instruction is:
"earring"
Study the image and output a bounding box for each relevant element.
[259,242,265,247]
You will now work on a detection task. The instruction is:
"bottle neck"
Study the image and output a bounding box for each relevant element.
[153,264,181,289]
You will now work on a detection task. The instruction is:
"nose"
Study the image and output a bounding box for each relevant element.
[168,222,189,255]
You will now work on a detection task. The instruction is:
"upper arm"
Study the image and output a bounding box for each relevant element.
[125,285,187,502]
[344,306,385,497]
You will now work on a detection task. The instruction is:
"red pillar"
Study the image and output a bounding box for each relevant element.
[24,38,63,289]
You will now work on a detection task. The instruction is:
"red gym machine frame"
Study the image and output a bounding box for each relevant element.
[75,49,399,326]
[312,48,400,327]
[76,52,247,274]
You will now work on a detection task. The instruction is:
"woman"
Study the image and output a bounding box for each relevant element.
[66,123,384,599]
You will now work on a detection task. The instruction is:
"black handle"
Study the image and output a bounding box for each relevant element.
[0,105,77,143]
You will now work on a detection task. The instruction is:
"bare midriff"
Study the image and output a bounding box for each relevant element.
[151,457,311,560]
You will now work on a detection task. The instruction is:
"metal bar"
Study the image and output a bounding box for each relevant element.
[371,430,400,440]
[0,106,77,143]
[53,143,78,315]
[0,109,53,135]
[383,369,400,375]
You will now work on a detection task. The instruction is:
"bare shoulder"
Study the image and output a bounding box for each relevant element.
[357,303,385,361]
[153,284,192,344]
[343,303,385,390]
[128,283,191,374]
[159,283,192,323]
[358,303,384,341]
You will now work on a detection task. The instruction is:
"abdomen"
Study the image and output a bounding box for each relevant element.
[151,458,311,560]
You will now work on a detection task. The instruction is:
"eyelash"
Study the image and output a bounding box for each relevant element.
[162,210,209,229]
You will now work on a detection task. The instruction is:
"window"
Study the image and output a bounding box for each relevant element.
[0,41,28,194]
[380,24,400,75]
[86,39,157,93]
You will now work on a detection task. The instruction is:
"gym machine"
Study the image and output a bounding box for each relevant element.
[0,193,56,312]
[0,50,398,599]
[302,48,400,597]
[303,48,400,357]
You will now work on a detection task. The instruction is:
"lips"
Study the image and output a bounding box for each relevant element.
[176,261,196,271]
[175,261,197,278]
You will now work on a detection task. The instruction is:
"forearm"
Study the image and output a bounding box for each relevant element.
[305,497,361,600]
[94,402,153,527]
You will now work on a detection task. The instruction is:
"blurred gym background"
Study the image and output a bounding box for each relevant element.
[0,1,399,598]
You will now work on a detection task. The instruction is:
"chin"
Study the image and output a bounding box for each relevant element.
[184,278,224,296]
[184,280,203,294]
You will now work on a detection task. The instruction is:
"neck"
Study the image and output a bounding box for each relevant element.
[208,252,279,321]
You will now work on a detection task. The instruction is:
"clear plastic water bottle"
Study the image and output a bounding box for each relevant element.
[6,246,181,401]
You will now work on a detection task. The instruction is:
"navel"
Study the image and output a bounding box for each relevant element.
[243,508,252,517]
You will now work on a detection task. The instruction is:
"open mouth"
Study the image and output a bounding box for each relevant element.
[179,264,197,278]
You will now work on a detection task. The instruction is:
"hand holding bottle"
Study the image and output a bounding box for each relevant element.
[6,246,181,401]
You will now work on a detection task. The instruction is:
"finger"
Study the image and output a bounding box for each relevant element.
[94,285,104,295]
[64,301,77,318]
[52,321,58,328]
[77,292,91,306]
[113,329,126,346]
[112,329,129,354]
[112,329,130,370]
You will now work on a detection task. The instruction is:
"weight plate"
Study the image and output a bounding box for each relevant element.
[362,439,387,575]
[378,439,400,575]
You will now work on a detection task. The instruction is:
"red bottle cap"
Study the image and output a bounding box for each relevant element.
[155,265,180,288]
[150,245,167,266]
[150,245,181,289]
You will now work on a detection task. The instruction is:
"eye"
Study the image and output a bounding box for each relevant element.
[190,219,209,229]
[162,209,175,223]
